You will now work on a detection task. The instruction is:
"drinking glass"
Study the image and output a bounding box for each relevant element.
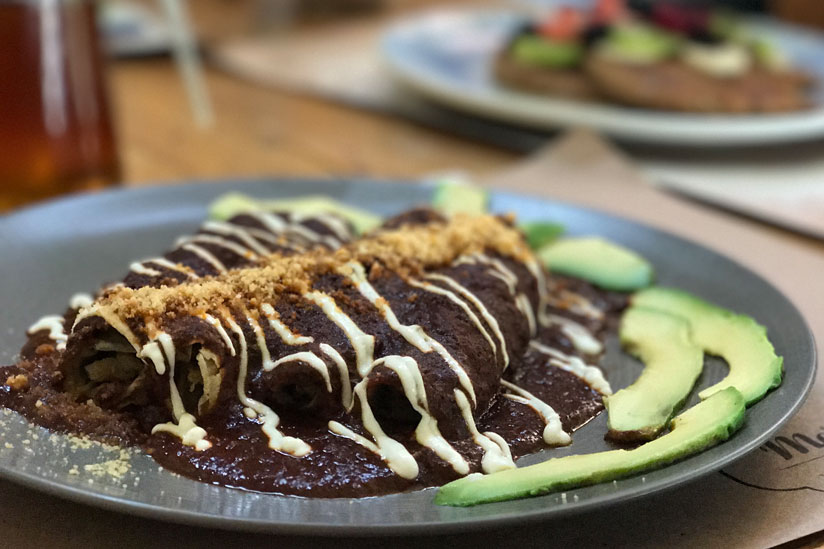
[0,0,119,211]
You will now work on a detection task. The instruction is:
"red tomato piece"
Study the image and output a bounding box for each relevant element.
[538,6,586,41]
[593,0,626,24]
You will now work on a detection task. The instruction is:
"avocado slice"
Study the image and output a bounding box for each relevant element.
[631,287,783,406]
[431,181,489,216]
[520,221,565,250]
[751,39,790,71]
[208,192,382,235]
[536,236,654,291]
[432,182,565,247]
[511,35,584,69]
[605,307,704,441]
[435,387,745,507]
[597,23,679,65]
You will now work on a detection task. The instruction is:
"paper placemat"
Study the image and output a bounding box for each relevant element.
[211,17,824,241]
[634,143,824,241]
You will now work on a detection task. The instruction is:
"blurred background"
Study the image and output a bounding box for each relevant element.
[2,0,824,241]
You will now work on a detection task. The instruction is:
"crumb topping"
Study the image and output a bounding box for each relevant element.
[5,374,28,391]
[85,215,532,322]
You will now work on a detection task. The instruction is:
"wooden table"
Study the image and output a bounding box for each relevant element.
[112,58,515,184]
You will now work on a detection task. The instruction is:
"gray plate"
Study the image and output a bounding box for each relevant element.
[0,179,815,535]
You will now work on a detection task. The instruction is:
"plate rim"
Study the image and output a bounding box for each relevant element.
[0,178,816,535]
[380,8,824,147]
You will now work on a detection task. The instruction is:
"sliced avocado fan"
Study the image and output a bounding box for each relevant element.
[435,387,745,507]
[632,287,783,406]
[537,236,654,291]
[605,307,704,441]
[209,192,382,235]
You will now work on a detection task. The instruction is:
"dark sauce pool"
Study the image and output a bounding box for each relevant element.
[0,277,627,498]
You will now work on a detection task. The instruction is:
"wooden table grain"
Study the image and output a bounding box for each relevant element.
[112,58,516,185]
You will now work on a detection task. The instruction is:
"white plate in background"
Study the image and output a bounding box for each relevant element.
[382,9,824,146]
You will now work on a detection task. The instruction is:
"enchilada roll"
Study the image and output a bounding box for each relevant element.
[1,207,627,496]
[59,215,550,475]
[355,253,541,438]
[123,210,354,288]
[22,210,355,361]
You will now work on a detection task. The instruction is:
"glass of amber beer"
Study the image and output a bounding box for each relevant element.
[0,0,120,211]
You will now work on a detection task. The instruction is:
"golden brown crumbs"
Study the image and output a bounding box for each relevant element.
[35,343,55,356]
[83,449,131,479]
[5,374,28,391]
[83,215,532,325]
[67,435,94,450]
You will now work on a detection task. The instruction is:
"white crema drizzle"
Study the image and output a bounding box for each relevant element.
[545,314,603,355]
[452,389,515,473]
[201,221,271,255]
[145,332,212,451]
[128,213,326,280]
[545,279,604,321]
[282,214,342,249]
[269,352,333,393]
[129,262,162,277]
[330,377,419,479]
[304,291,375,377]
[425,273,510,369]
[406,279,497,358]
[201,314,236,356]
[72,306,211,450]
[249,211,340,249]
[247,315,275,371]
[143,257,197,278]
[457,254,538,338]
[291,211,353,243]
[522,256,551,327]
[332,259,551,477]
[515,294,537,336]
[501,380,571,446]
[27,315,68,350]
[319,343,352,409]
[179,243,227,274]
[332,355,470,478]
[225,316,311,456]
[345,262,476,405]
[374,355,469,475]
[457,254,518,294]
[529,341,612,395]
[260,303,313,346]
[69,293,94,309]
[72,304,142,351]
[177,234,258,261]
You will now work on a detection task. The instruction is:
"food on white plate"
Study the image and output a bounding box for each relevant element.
[495,0,814,112]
